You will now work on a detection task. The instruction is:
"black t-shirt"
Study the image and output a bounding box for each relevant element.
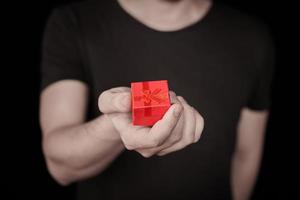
[41,0,274,199]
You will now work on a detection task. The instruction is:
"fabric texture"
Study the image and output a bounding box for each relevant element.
[40,0,274,199]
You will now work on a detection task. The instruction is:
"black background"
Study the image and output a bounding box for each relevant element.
[3,0,298,199]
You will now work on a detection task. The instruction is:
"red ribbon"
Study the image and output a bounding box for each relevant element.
[134,82,167,116]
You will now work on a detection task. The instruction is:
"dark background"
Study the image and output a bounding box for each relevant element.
[3,0,298,199]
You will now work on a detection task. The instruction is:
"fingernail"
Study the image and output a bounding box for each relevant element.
[173,104,182,117]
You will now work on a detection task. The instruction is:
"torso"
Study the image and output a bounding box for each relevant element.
[66,1,270,199]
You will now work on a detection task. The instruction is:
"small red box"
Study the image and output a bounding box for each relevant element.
[131,80,171,126]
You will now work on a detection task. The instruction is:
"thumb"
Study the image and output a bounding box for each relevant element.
[98,87,131,113]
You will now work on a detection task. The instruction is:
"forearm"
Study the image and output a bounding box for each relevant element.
[231,147,263,200]
[43,114,125,185]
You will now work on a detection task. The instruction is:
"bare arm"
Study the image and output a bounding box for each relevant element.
[40,80,125,185]
[231,108,269,200]
[40,80,204,186]
[232,109,268,200]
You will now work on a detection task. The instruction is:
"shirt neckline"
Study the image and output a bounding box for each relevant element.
[113,0,216,35]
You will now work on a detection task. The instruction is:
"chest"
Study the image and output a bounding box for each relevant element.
[87,31,254,113]
[83,22,257,161]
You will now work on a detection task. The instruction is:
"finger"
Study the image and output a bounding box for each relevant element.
[134,103,183,157]
[108,112,132,132]
[193,109,205,143]
[135,107,185,154]
[177,96,196,142]
[109,101,182,150]
[177,96,204,143]
[157,97,196,156]
[143,92,183,149]
[109,112,155,149]
[147,103,183,147]
[177,96,188,103]
[98,87,131,113]
[135,117,184,157]
[169,91,179,104]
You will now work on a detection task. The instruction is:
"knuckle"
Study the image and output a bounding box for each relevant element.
[185,104,194,112]
[177,96,187,104]
[169,91,177,97]
[177,96,184,100]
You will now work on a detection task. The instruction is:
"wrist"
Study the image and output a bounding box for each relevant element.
[84,114,122,144]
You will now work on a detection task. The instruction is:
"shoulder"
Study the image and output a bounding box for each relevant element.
[48,0,110,25]
[214,3,273,45]
[64,0,108,15]
[214,3,269,30]
[214,3,275,67]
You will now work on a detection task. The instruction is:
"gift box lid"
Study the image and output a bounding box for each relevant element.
[131,80,170,108]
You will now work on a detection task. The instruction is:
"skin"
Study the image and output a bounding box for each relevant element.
[231,109,268,200]
[41,81,203,185]
[40,1,269,200]
[118,0,213,31]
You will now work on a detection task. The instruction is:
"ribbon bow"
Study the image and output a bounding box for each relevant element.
[134,88,167,104]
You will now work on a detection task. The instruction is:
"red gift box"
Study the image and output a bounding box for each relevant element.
[131,80,171,126]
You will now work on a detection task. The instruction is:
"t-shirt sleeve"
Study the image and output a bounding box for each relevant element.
[40,7,88,91]
[246,25,275,111]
